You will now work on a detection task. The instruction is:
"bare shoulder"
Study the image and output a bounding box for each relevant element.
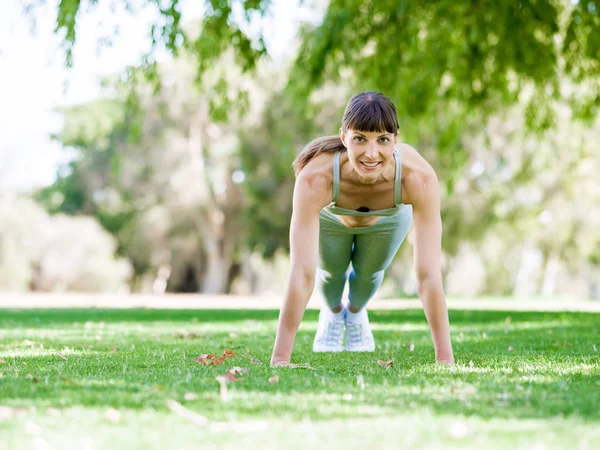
[294,152,334,210]
[397,143,440,210]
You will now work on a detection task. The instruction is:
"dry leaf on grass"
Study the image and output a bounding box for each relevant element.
[192,349,236,366]
[268,375,279,384]
[0,359,5,364]
[229,367,250,376]
[216,372,243,383]
[104,408,120,424]
[111,347,117,353]
[377,360,394,367]
[192,354,218,364]
[508,346,514,351]
[21,340,36,346]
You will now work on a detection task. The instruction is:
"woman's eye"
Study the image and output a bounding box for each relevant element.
[379,138,389,143]
[354,136,365,142]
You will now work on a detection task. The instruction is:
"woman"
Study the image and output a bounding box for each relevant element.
[270,91,454,365]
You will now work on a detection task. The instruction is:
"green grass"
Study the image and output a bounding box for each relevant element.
[0,307,599,449]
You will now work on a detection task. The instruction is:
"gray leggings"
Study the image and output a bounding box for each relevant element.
[316,206,413,310]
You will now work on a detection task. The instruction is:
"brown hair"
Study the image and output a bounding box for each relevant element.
[292,91,399,176]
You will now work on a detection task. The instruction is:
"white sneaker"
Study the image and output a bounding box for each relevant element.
[313,307,346,352]
[345,308,375,352]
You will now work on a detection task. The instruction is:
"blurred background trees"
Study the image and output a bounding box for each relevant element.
[3,0,599,299]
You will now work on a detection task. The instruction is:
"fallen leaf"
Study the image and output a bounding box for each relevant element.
[192,354,218,364]
[377,360,394,367]
[209,354,228,366]
[268,375,279,384]
[22,339,36,346]
[216,372,243,383]
[55,352,67,361]
[104,408,120,424]
[59,376,75,385]
[0,359,5,364]
[111,347,117,353]
[508,346,514,351]
[192,350,235,366]
[249,357,263,365]
[184,392,199,401]
[229,367,249,376]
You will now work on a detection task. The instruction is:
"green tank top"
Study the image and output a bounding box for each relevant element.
[323,148,403,217]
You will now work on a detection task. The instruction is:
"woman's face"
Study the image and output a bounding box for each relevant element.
[340,128,398,181]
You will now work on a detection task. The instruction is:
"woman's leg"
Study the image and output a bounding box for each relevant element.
[348,208,413,310]
[317,211,354,310]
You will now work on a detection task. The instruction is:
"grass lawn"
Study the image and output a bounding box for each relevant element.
[0,307,599,449]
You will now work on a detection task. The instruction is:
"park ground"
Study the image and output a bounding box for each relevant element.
[0,294,599,449]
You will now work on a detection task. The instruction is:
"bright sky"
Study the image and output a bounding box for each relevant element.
[0,0,319,192]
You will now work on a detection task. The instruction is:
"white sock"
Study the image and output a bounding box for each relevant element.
[345,308,365,322]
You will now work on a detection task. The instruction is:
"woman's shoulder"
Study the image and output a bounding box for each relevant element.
[297,151,335,184]
[397,143,439,206]
[295,152,335,205]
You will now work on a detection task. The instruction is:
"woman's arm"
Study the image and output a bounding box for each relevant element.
[270,172,328,366]
[410,170,454,364]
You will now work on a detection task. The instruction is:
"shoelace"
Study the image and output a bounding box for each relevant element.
[346,322,364,345]
[324,321,344,346]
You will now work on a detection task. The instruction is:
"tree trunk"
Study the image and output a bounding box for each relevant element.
[540,251,560,297]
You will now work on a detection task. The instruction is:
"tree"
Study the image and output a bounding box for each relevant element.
[29,1,599,166]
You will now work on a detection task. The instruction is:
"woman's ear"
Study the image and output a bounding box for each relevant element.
[339,128,347,147]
